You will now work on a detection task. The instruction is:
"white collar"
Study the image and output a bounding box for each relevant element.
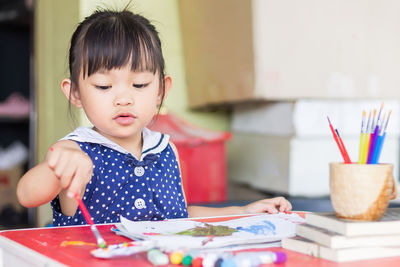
[60,127,170,161]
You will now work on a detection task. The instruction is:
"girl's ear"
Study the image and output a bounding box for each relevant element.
[61,78,82,108]
[158,75,172,104]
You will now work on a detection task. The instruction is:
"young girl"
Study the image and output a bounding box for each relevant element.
[17,8,292,226]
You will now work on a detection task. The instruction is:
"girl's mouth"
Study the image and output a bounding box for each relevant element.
[114,113,136,125]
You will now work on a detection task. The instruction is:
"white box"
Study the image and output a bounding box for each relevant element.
[232,100,400,137]
[227,134,399,196]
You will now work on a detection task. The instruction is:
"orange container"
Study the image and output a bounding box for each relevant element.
[149,112,231,204]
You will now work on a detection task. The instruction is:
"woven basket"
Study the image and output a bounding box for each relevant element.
[330,163,396,221]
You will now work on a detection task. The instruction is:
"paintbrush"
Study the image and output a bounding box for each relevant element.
[327,116,351,163]
[74,193,107,248]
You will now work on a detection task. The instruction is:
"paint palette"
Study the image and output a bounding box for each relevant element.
[91,240,155,258]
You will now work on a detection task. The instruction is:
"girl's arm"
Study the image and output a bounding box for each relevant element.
[17,140,93,216]
[169,142,292,218]
[187,197,292,218]
[16,161,62,208]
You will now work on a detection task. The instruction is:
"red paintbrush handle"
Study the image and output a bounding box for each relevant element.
[337,135,352,163]
[74,194,94,225]
[329,124,351,163]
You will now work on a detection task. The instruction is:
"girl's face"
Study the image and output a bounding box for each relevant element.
[70,64,170,145]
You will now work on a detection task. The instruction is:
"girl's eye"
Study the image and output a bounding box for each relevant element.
[133,83,148,89]
[96,85,111,90]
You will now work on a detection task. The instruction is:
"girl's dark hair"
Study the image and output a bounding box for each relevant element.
[67,8,166,115]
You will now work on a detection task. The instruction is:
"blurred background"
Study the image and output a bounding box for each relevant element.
[1,0,400,228]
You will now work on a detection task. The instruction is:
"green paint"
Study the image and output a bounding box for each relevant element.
[176,223,237,237]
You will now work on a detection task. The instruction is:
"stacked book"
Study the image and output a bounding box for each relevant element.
[282,208,400,262]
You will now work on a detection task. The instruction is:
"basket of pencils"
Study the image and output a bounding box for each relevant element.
[327,102,391,165]
[328,103,397,221]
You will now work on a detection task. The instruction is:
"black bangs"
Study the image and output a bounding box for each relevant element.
[80,12,162,78]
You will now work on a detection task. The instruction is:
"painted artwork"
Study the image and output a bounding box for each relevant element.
[176,223,238,236]
[115,213,305,250]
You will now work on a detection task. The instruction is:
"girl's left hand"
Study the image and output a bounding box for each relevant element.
[243,197,292,214]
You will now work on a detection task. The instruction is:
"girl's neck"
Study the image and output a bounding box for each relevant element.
[93,127,143,159]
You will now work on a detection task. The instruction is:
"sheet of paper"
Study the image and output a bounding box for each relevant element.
[116,213,305,250]
[120,217,201,234]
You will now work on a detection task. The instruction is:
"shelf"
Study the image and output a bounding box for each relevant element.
[0,116,29,123]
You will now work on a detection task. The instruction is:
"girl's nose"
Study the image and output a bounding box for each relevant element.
[113,96,134,106]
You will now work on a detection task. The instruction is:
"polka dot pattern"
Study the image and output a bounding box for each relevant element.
[51,142,188,226]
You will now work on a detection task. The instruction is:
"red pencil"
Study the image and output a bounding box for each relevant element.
[327,116,352,164]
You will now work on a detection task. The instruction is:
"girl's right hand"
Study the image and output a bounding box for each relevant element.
[46,142,93,198]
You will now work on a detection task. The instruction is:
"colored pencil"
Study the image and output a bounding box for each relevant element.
[74,193,107,248]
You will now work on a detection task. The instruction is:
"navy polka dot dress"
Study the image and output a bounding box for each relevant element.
[51,127,188,226]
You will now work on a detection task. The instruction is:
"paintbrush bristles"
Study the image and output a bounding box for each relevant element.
[366,111,372,133]
[384,110,392,132]
[371,109,377,130]
[327,116,332,125]
[91,225,107,248]
[379,113,387,135]
[361,110,366,133]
